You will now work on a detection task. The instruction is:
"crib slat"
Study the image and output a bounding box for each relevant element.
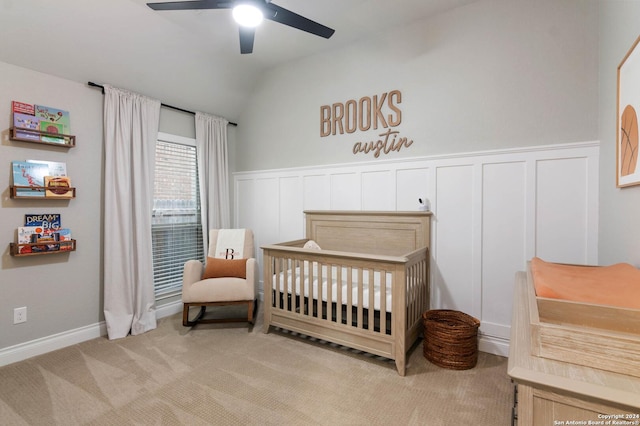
[368,268,375,331]
[380,270,387,334]
[336,266,343,325]
[275,257,282,309]
[262,250,273,334]
[357,268,364,329]
[292,258,298,314]
[307,259,311,315]
[298,259,304,315]
[418,259,427,318]
[347,266,353,327]
[315,261,321,318]
[327,263,333,321]
[405,265,416,324]
[284,258,290,311]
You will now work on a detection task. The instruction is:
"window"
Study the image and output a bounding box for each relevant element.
[152,133,204,298]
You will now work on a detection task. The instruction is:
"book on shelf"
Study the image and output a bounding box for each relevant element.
[26,160,67,177]
[17,226,72,254]
[14,112,39,130]
[13,113,41,141]
[12,101,35,115]
[11,161,49,197]
[39,121,66,144]
[35,104,70,135]
[24,213,61,229]
[44,176,73,198]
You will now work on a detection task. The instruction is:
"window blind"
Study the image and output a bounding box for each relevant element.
[152,140,204,296]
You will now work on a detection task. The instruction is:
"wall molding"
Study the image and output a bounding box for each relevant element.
[234,141,600,358]
[234,141,600,177]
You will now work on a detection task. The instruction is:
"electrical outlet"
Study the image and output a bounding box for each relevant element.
[13,307,27,324]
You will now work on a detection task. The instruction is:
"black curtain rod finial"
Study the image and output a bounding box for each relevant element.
[87,81,237,126]
[88,81,105,94]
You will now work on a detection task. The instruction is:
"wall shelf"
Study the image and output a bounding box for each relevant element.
[10,185,76,199]
[10,240,76,256]
[10,127,76,148]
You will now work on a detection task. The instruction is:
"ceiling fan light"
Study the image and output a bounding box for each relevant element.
[232,4,263,28]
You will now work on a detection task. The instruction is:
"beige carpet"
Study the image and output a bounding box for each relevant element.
[0,305,513,425]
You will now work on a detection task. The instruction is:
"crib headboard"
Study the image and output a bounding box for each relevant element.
[304,210,431,256]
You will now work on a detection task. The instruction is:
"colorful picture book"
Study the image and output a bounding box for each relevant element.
[39,121,65,143]
[24,213,61,229]
[26,160,67,177]
[11,101,71,143]
[18,226,72,254]
[14,112,39,130]
[11,161,49,197]
[12,101,35,115]
[12,161,68,197]
[44,176,73,198]
[35,104,70,135]
[13,113,41,141]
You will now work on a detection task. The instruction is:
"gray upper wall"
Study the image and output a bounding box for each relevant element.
[235,0,599,172]
[598,1,640,266]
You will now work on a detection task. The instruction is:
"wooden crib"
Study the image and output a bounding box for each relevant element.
[261,211,431,376]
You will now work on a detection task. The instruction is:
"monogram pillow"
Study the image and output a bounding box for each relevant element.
[202,257,248,279]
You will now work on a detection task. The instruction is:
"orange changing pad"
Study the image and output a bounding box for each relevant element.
[531,257,640,310]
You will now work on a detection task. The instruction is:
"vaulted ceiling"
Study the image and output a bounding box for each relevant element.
[0,0,478,122]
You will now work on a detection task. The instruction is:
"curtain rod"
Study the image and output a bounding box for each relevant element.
[87,82,238,127]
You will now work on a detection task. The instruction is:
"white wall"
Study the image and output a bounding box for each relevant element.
[0,62,104,353]
[235,0,598,172]
[598,2,640,267]
[234,142,599,356]
[0,62,211,364]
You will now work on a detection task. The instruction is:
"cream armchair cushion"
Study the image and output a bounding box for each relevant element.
[181,229,257,326]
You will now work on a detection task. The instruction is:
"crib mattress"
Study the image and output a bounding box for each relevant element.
[272,263,394,312]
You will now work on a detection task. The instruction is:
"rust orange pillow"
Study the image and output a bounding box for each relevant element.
[202,257,247,279]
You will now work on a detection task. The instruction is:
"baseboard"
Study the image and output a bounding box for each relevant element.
[0,321,107,367]
[479,334,510,358]
[156,300,183,319]
[0,300,184,368]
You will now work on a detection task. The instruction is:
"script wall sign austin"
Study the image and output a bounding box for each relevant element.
[320,90,413,158]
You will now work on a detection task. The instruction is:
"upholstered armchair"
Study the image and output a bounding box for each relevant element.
[181,229,258,326]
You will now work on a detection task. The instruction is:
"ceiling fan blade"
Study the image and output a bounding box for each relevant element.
[239,26,255,54]
[263,3,334,39]
[147,0,233,11]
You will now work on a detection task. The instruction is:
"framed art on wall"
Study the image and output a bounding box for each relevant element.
[617,34,640,188]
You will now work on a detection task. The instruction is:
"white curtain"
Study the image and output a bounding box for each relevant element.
[195,112,230,254]
[103,85,160,340]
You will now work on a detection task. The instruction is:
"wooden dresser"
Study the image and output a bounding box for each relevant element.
[508,272,640,425]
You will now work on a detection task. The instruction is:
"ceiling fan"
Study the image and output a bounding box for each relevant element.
[146,0,335,54]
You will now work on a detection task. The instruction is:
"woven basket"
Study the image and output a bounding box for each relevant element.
[422,309,480,370]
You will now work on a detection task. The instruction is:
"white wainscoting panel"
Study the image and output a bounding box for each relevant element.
[481,161,527,344]
[303,175,331,211]
[362,169,395,211]
[331,173,361,210]
[432,164,476,317]
[279,176,304,242]
[396,167,430,211]
[536,157,590,264]
[234,141,599,357]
